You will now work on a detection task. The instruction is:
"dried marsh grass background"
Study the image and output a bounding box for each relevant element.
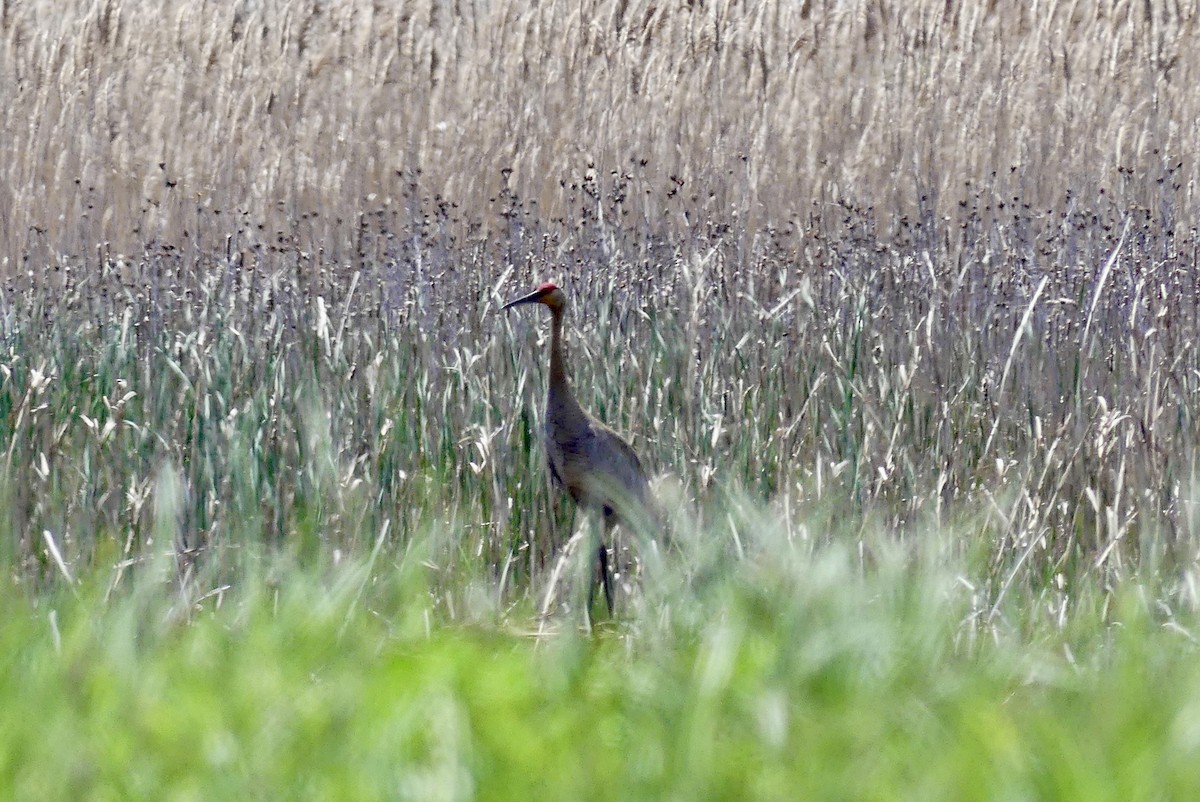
[1,0,1199,610]
[2,0,1196,256]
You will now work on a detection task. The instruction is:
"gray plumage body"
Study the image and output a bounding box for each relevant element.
[503,282,652,615]
[544,307,650,528]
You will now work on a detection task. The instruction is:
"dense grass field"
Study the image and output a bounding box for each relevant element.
[3,0,1200,798]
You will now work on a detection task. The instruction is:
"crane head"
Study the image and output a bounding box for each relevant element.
[502,282,565,312]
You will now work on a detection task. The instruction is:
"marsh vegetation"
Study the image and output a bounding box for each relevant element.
[2,1,1199,798]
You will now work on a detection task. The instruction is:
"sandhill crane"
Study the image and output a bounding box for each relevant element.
[502,281,652,618]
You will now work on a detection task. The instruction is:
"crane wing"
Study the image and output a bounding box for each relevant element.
[587,419,650,504]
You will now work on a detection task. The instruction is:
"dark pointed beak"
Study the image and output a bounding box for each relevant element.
[501,289,546,310]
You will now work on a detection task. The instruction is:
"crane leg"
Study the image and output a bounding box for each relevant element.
[586,544,614,620]
[585,527,615,622]
[597,542,614,614]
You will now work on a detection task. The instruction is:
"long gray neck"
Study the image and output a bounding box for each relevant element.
[547,307,586,421]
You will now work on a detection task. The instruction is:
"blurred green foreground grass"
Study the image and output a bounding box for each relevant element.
[3,533,1198,802]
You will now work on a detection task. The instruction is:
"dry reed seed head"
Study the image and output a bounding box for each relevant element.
[2,3,1196,256]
